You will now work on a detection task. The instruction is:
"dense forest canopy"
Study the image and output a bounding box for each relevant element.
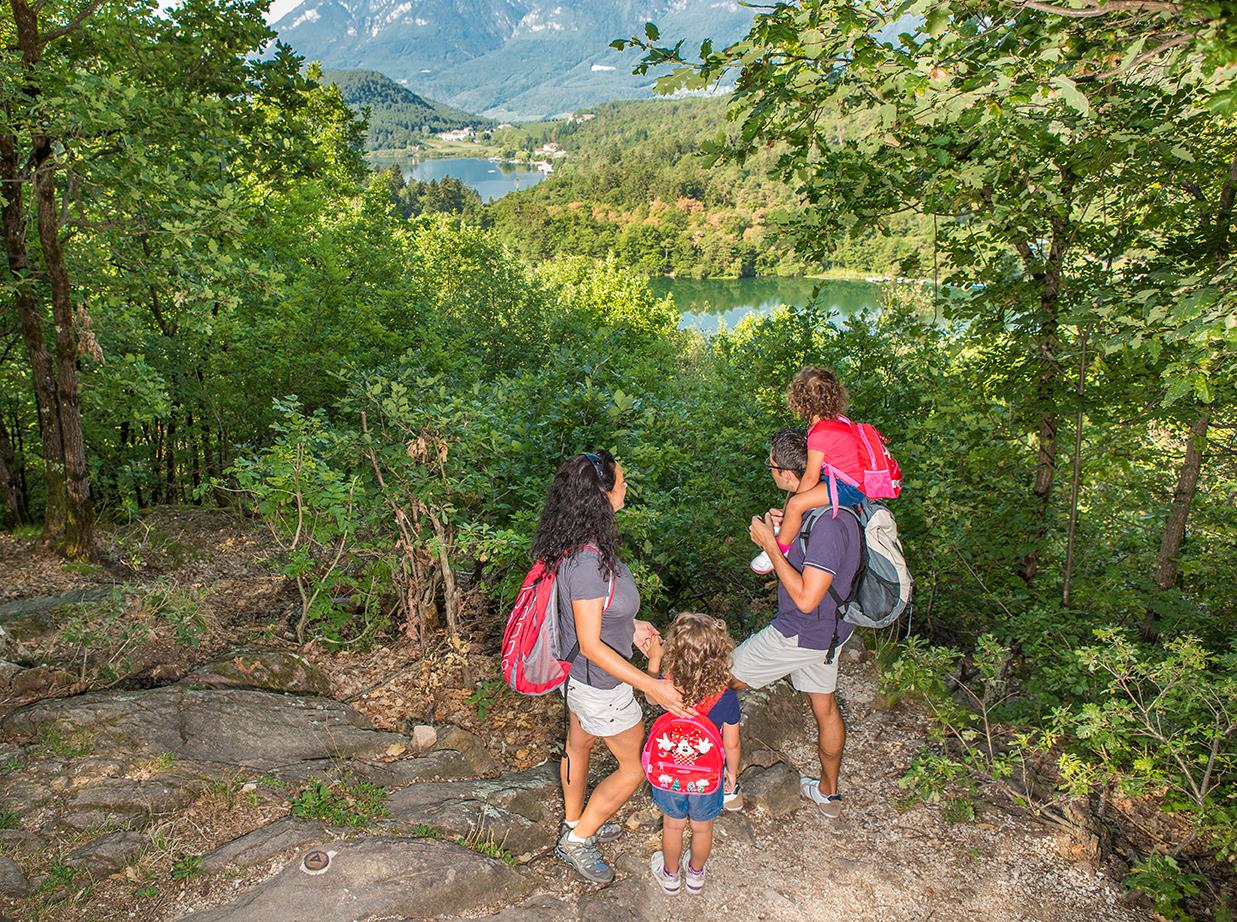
[321,68,493,152]
[485,97,936,278]
[0,0,1234,917]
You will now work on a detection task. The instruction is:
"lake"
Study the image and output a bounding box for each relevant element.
[649,277,885,334]
[404,157,547,203]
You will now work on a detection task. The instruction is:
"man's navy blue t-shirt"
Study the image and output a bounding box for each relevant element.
[775,506,862,651]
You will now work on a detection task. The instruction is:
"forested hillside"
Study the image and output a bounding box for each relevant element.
[485,98,935,278]
[0,2,1234,921]
[321,69,492,151]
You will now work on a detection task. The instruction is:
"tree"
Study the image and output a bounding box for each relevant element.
[620,0,1235,587]
[0,0,364,555]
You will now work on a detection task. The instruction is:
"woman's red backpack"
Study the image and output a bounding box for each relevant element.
[501,546,613,696]
[642,691,725,795]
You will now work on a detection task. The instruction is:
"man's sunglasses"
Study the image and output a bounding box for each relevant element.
[764,460,793,472]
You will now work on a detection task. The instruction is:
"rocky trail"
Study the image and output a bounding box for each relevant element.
[0,521,1151,922]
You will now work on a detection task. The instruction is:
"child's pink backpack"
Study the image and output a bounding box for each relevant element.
[642,691,725,795]
[816,415,903,510]
[501,546,613,696]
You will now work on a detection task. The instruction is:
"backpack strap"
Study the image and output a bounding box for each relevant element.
[800,506,865,665]
[695,688,726,718]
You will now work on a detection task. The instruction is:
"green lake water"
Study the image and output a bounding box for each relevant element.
[649,277,885,334]
[403,157,547,203]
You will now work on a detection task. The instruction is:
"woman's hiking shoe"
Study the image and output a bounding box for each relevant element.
[559,820,621,844]
[800,777,843,818]
[650,852,681,896]
[750,549,774,574]
[685,862,707,894]
[723,781,744,812]
[555,828,614,884]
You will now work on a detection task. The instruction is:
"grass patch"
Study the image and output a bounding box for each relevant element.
[37,724,95,759]
[61,560,104,577]
[0,810,19,829]
[408,823,442,839]
[35,861,76,894]
[462,827,517,866]
[170,854,201,881]
[290,778,388,828]
[0,756,22,776]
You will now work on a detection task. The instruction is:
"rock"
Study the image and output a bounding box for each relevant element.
[64,777,200,830]
[433,725,497,775]
[186,647,331,696]
[364,748,481,786]
[578,877,655,922]
[201,817,340,872]
[0,829,46,852]
[740,762,803,818]
[7,666,72,705]
[2,686,408,769]
[408,724,437,755]
[383,763,559,861]
[739,681,806,757]
[841,632,867,664]
[715,810,756,845]
[66,830,146,875]
[179,836,531,922]
[0,661,20,687]
[0,855,28,897]
[472,894,578,921]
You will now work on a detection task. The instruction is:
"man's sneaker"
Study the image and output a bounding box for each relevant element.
[555,827,614,884]
[650,851,681,896]
[723,781,744,812]
[800,777,843,819]
[750,549,774,574]
[685,862,706,894]
[560,820,622,844]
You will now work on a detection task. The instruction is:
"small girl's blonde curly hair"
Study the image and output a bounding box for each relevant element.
[661,612,734,708]
[787,366,849,422]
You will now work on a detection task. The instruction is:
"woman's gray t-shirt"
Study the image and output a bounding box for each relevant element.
[555,547,639,690]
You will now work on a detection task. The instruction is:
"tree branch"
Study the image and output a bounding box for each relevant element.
[38,0,108,45]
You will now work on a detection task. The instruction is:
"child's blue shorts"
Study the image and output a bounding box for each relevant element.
[650,784,724,822]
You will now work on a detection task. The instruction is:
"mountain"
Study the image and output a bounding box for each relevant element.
[271,1,755,120]
[321,69,492,150]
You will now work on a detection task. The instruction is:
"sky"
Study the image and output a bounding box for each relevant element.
[266,0,302,23]
[158,0,302,24]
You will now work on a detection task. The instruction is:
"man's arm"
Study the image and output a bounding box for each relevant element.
[749,513,834,612]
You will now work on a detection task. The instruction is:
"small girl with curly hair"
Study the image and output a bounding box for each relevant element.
[645,612,742,896]
[751,366,872,574]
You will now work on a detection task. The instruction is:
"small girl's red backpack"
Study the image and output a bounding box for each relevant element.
[642,691,725,795]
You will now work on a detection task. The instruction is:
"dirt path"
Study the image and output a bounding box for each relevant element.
[502,659,1147,922]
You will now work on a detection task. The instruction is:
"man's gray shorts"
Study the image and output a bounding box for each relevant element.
[731,624,849,694]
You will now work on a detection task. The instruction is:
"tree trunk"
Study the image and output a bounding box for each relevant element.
[1018,227,1066,583]
[0,413,24,528]
[32,139,95,559]
[1142,409,1210,639]
[0,129,68,540]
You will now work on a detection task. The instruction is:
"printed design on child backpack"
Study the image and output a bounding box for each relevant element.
[642,692,725,795]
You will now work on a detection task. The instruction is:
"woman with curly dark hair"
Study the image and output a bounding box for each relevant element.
[535,449,689,885]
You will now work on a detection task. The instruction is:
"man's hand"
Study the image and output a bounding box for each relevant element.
[749,513,777,550]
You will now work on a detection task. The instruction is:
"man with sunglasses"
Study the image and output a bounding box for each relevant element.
[731,427,863,820]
